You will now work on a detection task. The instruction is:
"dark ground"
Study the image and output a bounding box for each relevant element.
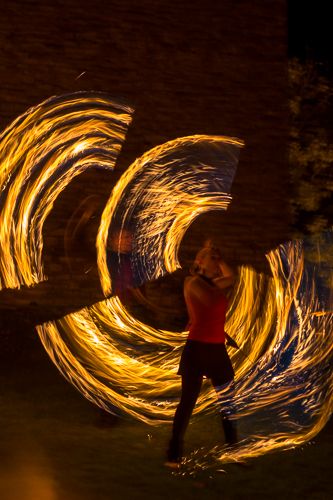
[0,326,332,500]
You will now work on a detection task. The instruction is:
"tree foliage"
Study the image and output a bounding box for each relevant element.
[289,58,333,237]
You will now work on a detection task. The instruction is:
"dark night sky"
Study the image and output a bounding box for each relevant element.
[288,1,333,70]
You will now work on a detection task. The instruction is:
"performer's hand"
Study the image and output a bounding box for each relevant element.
[225,333,239,349]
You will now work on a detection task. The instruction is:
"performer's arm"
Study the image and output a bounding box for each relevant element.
[184,277,198,329]
[225,332,239,349]
[213,261,237,289]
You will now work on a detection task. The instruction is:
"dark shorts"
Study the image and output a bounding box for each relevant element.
[178,339,235,386]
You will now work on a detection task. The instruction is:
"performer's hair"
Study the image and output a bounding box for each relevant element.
[190,246,221,276]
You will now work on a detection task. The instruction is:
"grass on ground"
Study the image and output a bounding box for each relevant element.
[0,333,332,500]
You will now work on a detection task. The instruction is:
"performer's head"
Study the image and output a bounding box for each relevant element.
[190,246,222,277]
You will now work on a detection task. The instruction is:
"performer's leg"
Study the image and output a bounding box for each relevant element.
[167,374,203,462]
[212,378,238,446]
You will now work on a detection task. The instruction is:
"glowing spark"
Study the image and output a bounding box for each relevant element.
[74,71,86,81]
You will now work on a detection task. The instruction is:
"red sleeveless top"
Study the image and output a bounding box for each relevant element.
[185,276,228,344]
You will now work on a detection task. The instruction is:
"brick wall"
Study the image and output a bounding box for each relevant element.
[0,0,289,328]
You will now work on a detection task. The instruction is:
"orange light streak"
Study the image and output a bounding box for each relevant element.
[1,94,333,469]
[0,92,133,290]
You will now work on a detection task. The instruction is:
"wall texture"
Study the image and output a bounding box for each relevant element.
[0,0,289,328]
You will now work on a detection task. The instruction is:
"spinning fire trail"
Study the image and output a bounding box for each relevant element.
[0,92,332,466]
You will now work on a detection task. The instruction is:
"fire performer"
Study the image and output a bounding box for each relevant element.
[167,246,238,465]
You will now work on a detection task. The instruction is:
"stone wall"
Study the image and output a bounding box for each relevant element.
[0,0,289,327]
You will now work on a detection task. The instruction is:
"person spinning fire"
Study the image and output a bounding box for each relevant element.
[167,246,238,466]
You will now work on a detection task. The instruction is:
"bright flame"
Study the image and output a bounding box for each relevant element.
[0,92,134,290]
[97,135,243,295]
[185,232,333,469]
[1,94,333,469]
[37,132,244,424]
[36,266,276,426]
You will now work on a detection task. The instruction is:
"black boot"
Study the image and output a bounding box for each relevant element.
[167,438,184,464]
[221,414,238,446]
